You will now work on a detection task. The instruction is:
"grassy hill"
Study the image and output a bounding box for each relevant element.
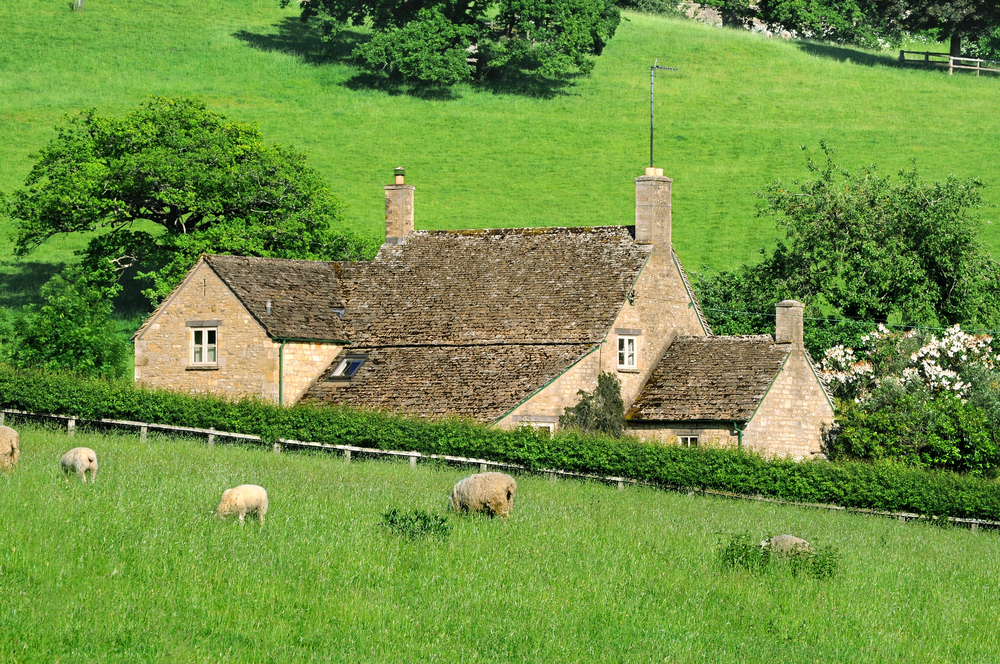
[2,423,998,662]
[2,1,999,292]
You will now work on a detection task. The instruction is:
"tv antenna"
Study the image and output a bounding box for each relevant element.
[650,60,678,169]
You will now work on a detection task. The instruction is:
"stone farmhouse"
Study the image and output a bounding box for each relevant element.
[133,169,833,458]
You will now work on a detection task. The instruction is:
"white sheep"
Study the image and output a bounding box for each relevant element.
[0,426,19,470]
[215,485,268,525]
[60,447,98,483]
[449,472,517,518]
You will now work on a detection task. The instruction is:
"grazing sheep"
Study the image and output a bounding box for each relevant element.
[761,534,813,557]
[0,426,18,470]
[449,472,517,518]
[60,447,98,483]
[215,485,268,525]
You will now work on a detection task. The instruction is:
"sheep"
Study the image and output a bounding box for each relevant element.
[449,472,517,518]
[215,484,268,525]
[60,447,98,483]
[761,534,813,557]
[0,426,19,470]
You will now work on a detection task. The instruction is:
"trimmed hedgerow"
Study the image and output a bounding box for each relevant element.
[1,364,998,520]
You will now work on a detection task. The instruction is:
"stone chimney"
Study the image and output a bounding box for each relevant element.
[775,300,804,348]
[385,167,414,244]
[635,167,672,247]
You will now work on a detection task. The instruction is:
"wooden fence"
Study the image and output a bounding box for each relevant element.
[4,407,998,531]
[899,50,1000,76]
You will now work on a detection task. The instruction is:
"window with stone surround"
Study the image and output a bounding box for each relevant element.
[191,328,217,365]
[678,436,698,448]
[331,355,367,379]
[617,335,637,371]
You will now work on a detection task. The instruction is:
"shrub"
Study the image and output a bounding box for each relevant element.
[717,533,770,574]
[559,371,625,438]
[381,508,451,539]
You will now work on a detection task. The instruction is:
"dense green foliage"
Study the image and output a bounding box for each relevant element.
[5,426,999,661]
[558,371,626,437]
[381,507,452,539]
[1,363,999,519]
[285,0,620,85]
[697,145,1000,346]
[1,265,129,380]
[2,97,376,304]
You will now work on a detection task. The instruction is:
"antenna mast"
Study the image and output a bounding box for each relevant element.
[650,60,678,168]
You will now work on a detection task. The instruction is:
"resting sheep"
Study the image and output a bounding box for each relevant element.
[215,485,268,525]
[761,534,813,557]
[0,426,18,470]
[449,472,517,518]
[61,447,98,483]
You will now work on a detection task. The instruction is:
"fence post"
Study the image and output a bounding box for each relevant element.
[208,429,215,447]
[140,425,148,443]
[617,480,624,490]
[480,463,487,472]
[410,455,417,468]
[344,449,351,463]
[898,50,903,64]
[972,523,979,532]
[949,56,954,75]
[273,442,282,454]
[898,515,906,523]
[0,412,5,426]
[68,418,76,437]
[547,471,556,482]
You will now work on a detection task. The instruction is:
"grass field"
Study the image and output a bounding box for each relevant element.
[2,423,999,662]
[2,0,1000,294]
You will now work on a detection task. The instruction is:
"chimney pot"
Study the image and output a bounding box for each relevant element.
[634,170,672,247]
[394,166,405,185]
[775,300,804,347]
[266,299,272,315]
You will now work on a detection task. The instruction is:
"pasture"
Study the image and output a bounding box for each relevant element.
[1,423,998,662]
[2,0,1000,291]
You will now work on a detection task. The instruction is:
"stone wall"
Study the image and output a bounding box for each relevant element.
[628,422,738,448]
[134,261,279,400]
[280,342,344,405]
[743,349,834,459]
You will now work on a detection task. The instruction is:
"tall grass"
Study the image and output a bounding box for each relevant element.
[1,423,998,662]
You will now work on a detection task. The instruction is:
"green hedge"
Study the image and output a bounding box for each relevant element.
[2,364,998,520]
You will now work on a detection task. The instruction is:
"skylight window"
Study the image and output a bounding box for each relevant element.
[331,355,366,379]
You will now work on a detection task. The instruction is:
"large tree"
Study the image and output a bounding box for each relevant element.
[900,0,1000,56]
[697,144,1000,347]
[3,97,375,304]
[283,0,620,86]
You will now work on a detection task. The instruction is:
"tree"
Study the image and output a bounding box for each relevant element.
[7,264,129,380]
[283,0,620,86]
[559,371,626,438]
[900,0,1000,56]
[697,144,1000,346]
[3,97,376,304]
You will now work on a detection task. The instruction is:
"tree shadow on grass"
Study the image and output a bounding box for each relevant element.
[235,17,578,99]
[0,262,65,309]
[232,18,365,67]
[794,41,901,68]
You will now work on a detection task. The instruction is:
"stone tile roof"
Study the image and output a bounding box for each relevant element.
[345,227,650,346]
[204,255,352,340]
[627,335,792,422]
[301,343,597,421]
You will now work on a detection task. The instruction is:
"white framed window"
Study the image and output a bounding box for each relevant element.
[331,355,367,379]
[678,436,698,448]
[617,335,637,370]
[191,328,217,365]
[528,422,555,433]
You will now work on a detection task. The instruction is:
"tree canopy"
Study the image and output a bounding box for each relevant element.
[697,144,1000,348]
[3,97,375,304]
[283,0,621,86]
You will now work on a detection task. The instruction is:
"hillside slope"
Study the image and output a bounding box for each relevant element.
[1,0,999,275]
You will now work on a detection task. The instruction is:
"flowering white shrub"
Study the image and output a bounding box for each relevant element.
[818,325,998,402]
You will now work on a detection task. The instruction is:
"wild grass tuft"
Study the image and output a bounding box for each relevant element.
[381,507,451,539]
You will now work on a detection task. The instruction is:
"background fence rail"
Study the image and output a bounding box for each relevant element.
[899,50,1000,76]
[4,407,997,531]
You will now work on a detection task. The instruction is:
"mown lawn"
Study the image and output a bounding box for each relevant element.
[1,423,998,662]
[2,0,1000,286]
